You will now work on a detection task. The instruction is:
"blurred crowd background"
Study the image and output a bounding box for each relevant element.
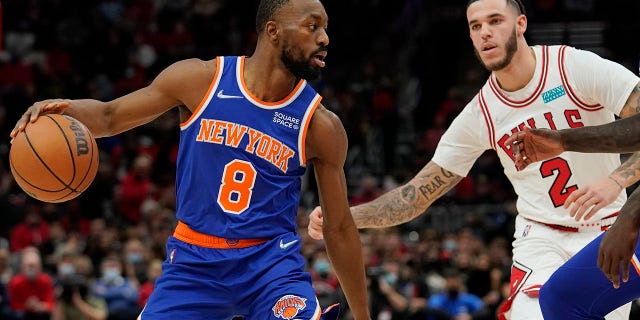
[0,0,638,319]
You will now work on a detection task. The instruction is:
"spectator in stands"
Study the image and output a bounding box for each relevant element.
[10,204,50,252]
[7,247,56,320]
[137,258,162,308]
[115,154,156,225]
[52,254,107,320]
[92,255,140,320]
[426,269,485,320]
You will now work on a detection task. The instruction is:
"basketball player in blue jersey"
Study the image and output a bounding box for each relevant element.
[506,118,640,319]
[9,0,371,319]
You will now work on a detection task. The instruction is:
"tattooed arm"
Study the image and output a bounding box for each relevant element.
[556,83,640,154]
[558,83,640,221]
[350,161,463,228]
[607,83,640,188]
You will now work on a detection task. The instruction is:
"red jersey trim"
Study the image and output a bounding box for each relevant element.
[488,46,549,108]
[478,89,497,150]
[558,45,603,111]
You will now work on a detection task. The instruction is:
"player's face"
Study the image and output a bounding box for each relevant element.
[277,0,329,80]
[467,0,521,71]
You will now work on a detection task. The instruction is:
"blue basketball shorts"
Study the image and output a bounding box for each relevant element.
[139,231,326,320]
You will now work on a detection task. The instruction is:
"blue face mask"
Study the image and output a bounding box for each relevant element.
[59,263,75,277]
[103,268,121,282]
[443,240,457,251]
[314,260,331,274]
[127,253,143,264]
[383,273,398,286]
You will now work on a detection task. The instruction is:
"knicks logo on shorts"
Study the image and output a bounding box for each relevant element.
[272,294,307,319]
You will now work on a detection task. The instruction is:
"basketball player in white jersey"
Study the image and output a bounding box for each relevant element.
[306,0,640,319]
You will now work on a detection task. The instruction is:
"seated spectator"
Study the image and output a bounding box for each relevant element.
[7,247,55,320]
[10,205,50,252]
[114,154,156,225]
[1,280,11,320]
[426,269,484,320]
[52,255,107,320]
[92,256,140,320]
[137,258,162,308]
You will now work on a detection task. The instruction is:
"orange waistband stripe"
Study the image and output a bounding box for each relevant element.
[173,221,268,249]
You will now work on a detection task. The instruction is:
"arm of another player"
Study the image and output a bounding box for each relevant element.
[306,105,370,320]
[308,161,463,240]
[10,58,214,139]
[598,184,640,288]
[508,85,640,160]
[567,83,640,220]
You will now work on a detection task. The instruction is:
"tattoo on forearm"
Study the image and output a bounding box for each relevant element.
[352,166,462,228]
[418,169,456,201]
[401,185,416,202]
[614,152,640,184]
[633,85,640,114]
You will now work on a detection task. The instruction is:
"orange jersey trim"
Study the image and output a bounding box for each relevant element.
[632,255,640,276]
[180,57,223,128]
[238,56,305,106]
[173,221,268,249]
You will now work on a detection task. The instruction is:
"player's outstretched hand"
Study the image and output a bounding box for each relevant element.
[10,99,70,141]
[307,206,324,240]
[504,127,564,170]
[598,221,639,288]
[563,178,624,221]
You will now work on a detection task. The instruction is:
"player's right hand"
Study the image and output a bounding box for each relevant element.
[307,206,324,240]
[504,127,564,170]
[10,99,70,140]
[597,219,639,288]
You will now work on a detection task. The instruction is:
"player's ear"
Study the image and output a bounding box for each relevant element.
[266,21,280,43]
[516,14,527,36]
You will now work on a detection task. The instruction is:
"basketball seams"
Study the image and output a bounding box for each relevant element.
[24,116,78,192]
[46,115,79,188]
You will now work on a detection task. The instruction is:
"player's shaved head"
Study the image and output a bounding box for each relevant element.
[256,0,292,33]
[467,0,526,15]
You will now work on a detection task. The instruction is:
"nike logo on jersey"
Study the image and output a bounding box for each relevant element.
[216,90,243,99]
[279,239,299,249]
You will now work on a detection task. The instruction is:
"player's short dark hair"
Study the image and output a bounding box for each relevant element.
[467,0,526,16]
[256,0,291,34]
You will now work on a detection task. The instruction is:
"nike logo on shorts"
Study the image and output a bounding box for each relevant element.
[279,239,299,249]
[216,90,243,99]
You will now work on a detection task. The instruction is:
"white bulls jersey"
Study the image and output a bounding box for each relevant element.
[433,45,639,227]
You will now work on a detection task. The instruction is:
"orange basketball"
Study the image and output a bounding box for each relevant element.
[9,114,99,203]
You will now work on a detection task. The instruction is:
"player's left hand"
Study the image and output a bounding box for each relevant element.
[307,206,324,240]
[564,178,624,221]
[598,220,639,288]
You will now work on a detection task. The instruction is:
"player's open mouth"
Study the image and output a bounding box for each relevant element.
[313,52,327,67]
[482,43,497,52]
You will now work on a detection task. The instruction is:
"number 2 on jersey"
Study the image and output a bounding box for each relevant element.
[539,157,578,207]
[217,159,257,214]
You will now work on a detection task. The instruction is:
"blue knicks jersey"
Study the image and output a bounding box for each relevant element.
[176,56,321,239]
